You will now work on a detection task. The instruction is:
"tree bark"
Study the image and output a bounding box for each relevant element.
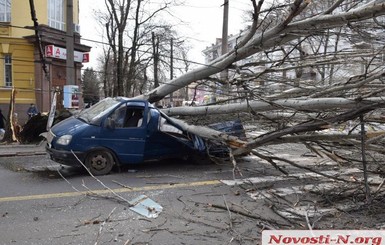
[2,89,18,143]
[162,97,385,116]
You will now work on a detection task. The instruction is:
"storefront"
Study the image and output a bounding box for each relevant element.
[25,25,90,115]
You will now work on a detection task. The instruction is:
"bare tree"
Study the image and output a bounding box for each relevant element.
[103,0,131,96]
[137,0,385,103]
[99,47,114,97]
[130,0,385,172]
[128,1,385,211]
[98,0,190,97]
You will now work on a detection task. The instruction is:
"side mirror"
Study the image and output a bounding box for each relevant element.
[106,117,116,129]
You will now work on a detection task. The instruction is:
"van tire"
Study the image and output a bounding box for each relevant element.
[85,150,114,176]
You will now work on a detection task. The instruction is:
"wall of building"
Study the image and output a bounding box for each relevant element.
[11,0,80,38]
[0,37,35,123]
[0,0,83,125]
[11,1,36,38]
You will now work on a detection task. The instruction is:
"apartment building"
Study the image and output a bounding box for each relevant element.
[0,0,90,123]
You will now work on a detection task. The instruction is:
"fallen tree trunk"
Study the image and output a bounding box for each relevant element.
[161,111,247,149]
[262,131,385,145]
[161,100,384,157]
[161,97,385,116]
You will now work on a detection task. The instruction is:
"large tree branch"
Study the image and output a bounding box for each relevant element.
[162,97,385,116]
[233,102,385,155]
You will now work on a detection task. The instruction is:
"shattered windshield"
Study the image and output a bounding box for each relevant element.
[77,97,123,124]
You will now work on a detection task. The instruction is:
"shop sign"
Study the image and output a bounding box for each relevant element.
[45,45,89,63]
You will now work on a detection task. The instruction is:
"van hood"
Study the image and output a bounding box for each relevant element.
[51,117,88,137]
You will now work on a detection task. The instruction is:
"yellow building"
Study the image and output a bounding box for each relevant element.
[0,0,90,123]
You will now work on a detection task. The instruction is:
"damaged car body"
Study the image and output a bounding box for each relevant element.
[46,97,244,175]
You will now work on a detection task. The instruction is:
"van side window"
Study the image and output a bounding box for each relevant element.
[110,105,126,128]
[110,105,145,128]
[124,108,143,127]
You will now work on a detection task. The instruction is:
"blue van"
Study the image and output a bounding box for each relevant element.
[46,97,206,175]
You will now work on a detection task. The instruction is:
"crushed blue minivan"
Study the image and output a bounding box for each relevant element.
[46,97,245,175]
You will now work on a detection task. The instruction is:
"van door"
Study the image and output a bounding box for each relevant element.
[99,101,148,164]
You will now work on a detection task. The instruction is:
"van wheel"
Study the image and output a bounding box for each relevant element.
[85,150,114,176]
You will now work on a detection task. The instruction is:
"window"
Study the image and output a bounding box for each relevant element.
[48,0,65,31]
[0,0,11,22]
[4,54,12,87]
[109,105,145,128]
[110,105,127,128]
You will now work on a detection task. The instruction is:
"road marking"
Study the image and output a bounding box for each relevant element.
[0,179,221,203]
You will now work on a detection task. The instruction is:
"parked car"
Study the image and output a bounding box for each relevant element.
[46,97,244,175]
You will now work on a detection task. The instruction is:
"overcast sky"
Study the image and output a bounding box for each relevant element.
[79,0,250,69]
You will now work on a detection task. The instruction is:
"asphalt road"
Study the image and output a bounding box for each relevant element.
[0,149,280,245]
[1,143,375,245]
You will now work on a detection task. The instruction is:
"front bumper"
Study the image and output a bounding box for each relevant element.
[46,144,86,167]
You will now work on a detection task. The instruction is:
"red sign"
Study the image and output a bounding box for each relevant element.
[45,45,53,57]
[82,53,89,63]
[44,45,89,63]
[55,47,62,56]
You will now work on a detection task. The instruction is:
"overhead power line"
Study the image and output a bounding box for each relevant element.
[0,22,226,75]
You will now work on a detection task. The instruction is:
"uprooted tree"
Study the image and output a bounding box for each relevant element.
[90,0,385,162]
[125,1,385,147]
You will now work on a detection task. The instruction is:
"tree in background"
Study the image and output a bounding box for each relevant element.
[82,68,100,106]
[98,0,190,98]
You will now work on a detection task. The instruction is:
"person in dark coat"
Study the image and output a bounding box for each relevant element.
[27,103,39,119]
[0,109,5,129]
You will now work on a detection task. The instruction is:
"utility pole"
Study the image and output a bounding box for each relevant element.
[66,0,74,85]
[220,0,229,81]
[212,0,229,104]
[170,38,173,106]
[152,32,159,88]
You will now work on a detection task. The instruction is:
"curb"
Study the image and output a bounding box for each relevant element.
[0,143,46,157]
[0,151,47,157]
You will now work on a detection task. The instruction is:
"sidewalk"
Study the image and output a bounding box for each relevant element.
[0,141,63,172]
[0,141,46,157]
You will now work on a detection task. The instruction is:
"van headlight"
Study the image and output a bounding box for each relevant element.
[57,135,72,145]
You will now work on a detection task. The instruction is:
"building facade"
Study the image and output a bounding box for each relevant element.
[0,0,90,124]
